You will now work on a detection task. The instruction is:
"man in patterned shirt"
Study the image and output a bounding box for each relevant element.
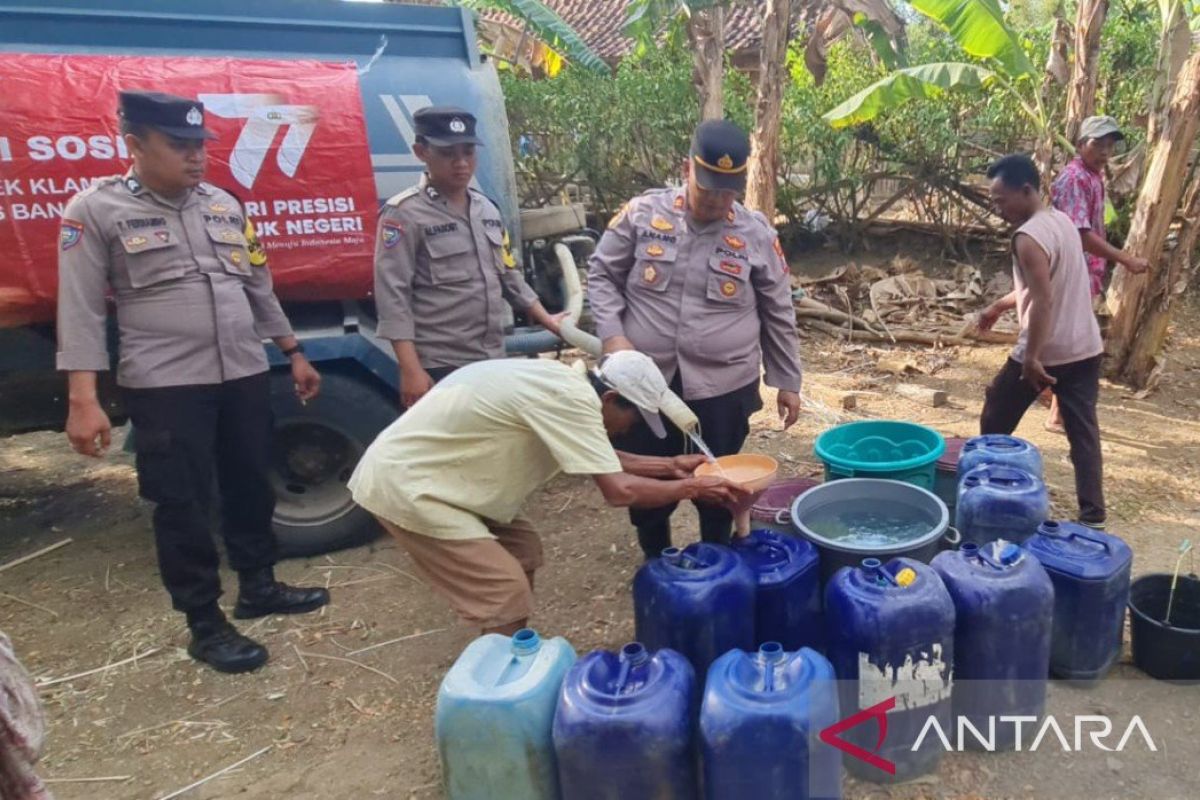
[1045,115,1148,432]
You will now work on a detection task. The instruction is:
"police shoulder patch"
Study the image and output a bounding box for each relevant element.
[244,221,268,266]
[608,202,630,229]
[381,220,404,249]
[60,219,85,251]
[773,237,789,275]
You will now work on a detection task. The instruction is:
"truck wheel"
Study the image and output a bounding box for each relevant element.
[268,369,396,558]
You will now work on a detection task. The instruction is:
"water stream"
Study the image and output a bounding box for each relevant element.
[686,430,729,479]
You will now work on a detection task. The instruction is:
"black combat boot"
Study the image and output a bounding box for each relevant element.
[186,605,269,674]
[233,567,331,619]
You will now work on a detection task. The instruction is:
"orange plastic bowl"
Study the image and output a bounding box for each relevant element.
[695,453,780,493]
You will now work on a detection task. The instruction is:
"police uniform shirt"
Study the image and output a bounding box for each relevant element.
[55,173,294,388]
[587,187,802,401]
[373,175,539,370]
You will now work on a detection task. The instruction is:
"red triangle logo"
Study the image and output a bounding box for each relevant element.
[818,696,898,775]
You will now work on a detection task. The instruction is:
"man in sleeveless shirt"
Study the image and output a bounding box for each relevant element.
[976,154,1106,529]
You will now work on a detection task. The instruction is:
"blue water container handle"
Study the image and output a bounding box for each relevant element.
[860,557,900,586]
[970,541,1023,569]
[981,467,1031,486]
[1039,521,1113,553]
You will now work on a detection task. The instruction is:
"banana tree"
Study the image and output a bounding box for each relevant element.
[822,0,1070,170]
[1064,0,1109,144]
[625,0,731,119]
[450,0,610,75]
[1104,0,1200,388]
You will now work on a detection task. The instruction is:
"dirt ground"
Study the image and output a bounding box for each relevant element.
[3,248,1199,799]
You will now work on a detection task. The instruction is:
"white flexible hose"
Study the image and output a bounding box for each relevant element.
[552,243,699,434]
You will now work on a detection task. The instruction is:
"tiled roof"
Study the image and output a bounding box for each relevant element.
[478,1,769,62]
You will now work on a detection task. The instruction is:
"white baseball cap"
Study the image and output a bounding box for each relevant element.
[594,350,671,439]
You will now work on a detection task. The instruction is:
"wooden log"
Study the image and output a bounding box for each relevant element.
[896,383,948,408]
[799,318,1016,346]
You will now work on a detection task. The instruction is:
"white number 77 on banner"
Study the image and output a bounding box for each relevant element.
[199,93,319,190]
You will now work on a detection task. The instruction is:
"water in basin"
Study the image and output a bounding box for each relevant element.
[803,502,936,548]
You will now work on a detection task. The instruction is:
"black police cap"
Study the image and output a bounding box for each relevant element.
[119,91,215,141]
[690,119,749,192]
[414,106,483,147]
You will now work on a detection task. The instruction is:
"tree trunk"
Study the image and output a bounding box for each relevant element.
[1064,0,1109,144]
[1104,48,1200,387]
[745,0,794,218]
[688,5,726,120]
[1147,1,1192,145]
[1034,10,1071,186]
[1113,175,1200,388]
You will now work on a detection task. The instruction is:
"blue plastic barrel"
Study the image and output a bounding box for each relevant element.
[553,643,696,800]
[955,465,1049,546]
[633,542,756,677]
[436,628,576,800]
[701,642,841,799]
[932,541,1054,751]
[1023,521,1133,682]
[824,558,955,783]
[731,529,824,652]
[958,434,1043,481]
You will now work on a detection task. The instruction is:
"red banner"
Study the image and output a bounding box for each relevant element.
[0,54,378,327]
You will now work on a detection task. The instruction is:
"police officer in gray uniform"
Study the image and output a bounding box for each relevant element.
[57,91,330,674]
[588,119,803,558]
[373,107,564,408]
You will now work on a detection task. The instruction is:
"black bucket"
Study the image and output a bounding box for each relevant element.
[1128,573,1200,683]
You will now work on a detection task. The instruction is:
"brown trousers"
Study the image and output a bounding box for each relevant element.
[376,516,544,629]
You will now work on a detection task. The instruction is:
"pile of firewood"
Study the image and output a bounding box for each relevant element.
[793,257,1018,347]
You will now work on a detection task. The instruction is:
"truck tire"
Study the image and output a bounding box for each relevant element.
[268,369,395,558]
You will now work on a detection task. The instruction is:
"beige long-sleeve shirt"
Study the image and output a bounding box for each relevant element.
[373,176,539,370]
[56,173,293,388]
[587,187,802,400]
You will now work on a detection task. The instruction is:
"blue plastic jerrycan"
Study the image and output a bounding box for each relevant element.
[956,465,1049,546]
[553,643,697,800]
[932,541,1054,751]
[1023,521,1133,682]
[824,557,955,783]
[634,542,756,677]
[731,529,824,652]
[958,434,1044,481]
[701,642,842,799]
[436,628,576,800]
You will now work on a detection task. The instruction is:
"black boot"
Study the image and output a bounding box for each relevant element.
[233,567,330,619]
[187,615,269,674]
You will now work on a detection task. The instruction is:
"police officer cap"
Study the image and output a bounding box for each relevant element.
[414,106,483,147]
[119,91,215,141]
[690,119,749,192]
